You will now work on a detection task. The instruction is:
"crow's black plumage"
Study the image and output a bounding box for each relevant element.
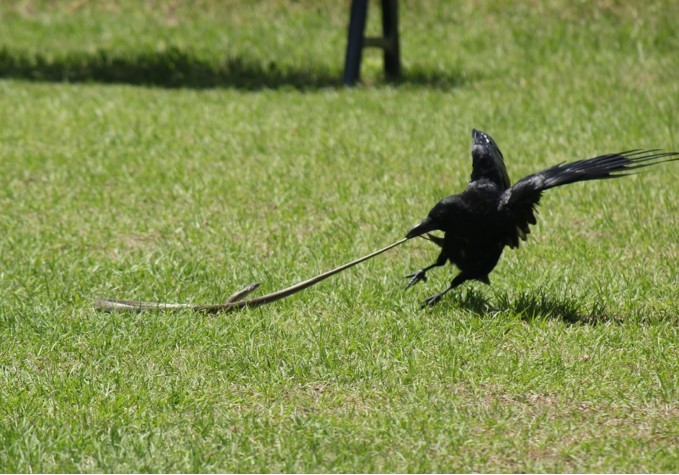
[405,129,679,307]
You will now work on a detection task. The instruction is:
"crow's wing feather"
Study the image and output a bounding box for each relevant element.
[498,150,679,248]
[470,129,511,190]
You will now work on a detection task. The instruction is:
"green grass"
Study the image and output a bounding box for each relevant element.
[1,0,678,472]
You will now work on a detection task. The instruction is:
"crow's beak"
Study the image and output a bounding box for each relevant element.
[405,216,437,239]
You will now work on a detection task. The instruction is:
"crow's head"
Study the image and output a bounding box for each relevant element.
[470,129,511,190]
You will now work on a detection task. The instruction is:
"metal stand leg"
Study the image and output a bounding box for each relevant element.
[343,0,401,86]
[343,0,368,86]
[381,0,400,79]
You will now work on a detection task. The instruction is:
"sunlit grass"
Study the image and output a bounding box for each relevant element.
[0,0,677,472]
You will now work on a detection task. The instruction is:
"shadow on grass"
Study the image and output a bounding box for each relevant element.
[446,287,617,325]
[0,46,468,91]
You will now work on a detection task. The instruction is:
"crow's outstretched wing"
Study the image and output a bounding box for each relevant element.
[498,150,679,248]
[470,129,511,190]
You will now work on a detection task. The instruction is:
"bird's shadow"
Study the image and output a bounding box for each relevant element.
[445,287,617,325]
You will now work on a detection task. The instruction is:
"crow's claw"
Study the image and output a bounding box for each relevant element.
[405,270,427,289]
[421,294,442,308]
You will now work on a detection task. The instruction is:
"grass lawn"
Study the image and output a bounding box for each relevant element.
[1,0,677,472]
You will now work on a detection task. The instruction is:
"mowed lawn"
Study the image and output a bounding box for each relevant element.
[0,0,677,472]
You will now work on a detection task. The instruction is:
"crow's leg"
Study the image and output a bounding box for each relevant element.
[405,249,447,289]
[422,272,468,308]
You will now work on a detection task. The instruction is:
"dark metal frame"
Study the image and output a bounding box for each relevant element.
[343,0,401,86]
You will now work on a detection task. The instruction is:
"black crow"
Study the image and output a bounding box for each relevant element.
[406,129,678,307]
